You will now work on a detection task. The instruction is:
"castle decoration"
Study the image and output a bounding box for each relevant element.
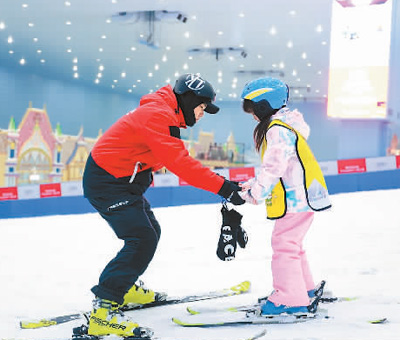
[0,103,98,188]
[0,104,245,188]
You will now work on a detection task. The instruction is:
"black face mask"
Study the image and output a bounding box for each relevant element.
[175,92,205,127]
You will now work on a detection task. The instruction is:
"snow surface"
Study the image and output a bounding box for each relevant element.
[1,188,400,340]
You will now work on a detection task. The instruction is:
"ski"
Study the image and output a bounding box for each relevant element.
[187,280,327,315]
[173,281,328,327]
[172,310,327,327]
[19,280,251,329]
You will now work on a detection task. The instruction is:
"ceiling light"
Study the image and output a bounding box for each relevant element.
[9,50,14,54]
[74,73,79,78]
[121,72,126,78]
[28,23,34,27]
[218,71,223,77]
[292,70,297,76]
[66,36,71,40]
[0,22,5,30]
[99,65,104,71]
[95,79,100,84]
[257,54,263,59]
[174,72,179,77]
[279,62,285,69]
[287,40,293,48]
[137,79,141,82]
[307,63,312,67]
[7,36,13,44]
[128,89,132,93]
[33,38,38,42]
[148,72,153,77]
[111,0,117,3]
[113,79,118,83]
[66,21,72,25]
[269,26,277,35]
[37,49,42,54]
[166,46,171,51]
[218,31,224,35]
[22,4,28,8]
[73,57,78,63]
[65,1,71,6]
[316,25,323,33]
[289,10,296,16]
[239,12,245,18]
[218,78,222,83]
[19,59,26,65]
[162,55,167,62]
[132,84,137,88]
[184,31,190,38]
[101,35,107,39]
[131,46,136,51]
[40,59,45,63]
[73,65,78,71]
[203,41,210,48]
[232,83,237,89]
[126,57,131,61]
[99,48,103,52]
[67,49,72,53]
[322,41,327,45]
[106,19,112,24]
[97,73,102,78]
[183,63,188,70]
[301,52,307,59]
[154,64,159,70]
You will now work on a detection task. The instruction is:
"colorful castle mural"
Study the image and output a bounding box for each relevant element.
[0,104,245,188]
[0,103,99,188]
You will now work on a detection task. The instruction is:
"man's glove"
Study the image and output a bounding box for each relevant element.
[216,205,248,261]
[217,179,245,205]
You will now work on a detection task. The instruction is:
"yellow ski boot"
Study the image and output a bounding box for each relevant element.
[122,280,167,308]
[88,298,152,338]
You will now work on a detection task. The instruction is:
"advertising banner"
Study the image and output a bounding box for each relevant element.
[40,183,62,198]
[0,187,18,201]
[229,167,255,182]
[337,158,367,174]
[327,0,392,119]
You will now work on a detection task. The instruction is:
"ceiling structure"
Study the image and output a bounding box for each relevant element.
[0,0,334,102]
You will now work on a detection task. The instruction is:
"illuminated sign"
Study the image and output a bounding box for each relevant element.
[327,0,392,119]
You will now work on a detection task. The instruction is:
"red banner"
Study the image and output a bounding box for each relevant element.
[396,155,400,169]
[40,183,62,198]
[337,158,367,174]
[0,187,18,201]
[229,167,255,182]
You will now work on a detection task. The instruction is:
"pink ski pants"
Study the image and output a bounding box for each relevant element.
[268,212,315,307]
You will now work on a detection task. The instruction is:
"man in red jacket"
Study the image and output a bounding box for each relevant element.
[82,73,244,337]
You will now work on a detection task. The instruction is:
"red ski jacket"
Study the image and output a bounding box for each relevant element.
[91,85,224,194]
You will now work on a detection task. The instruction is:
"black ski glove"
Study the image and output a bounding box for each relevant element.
[217,179,245,206]
[216,205,248,261]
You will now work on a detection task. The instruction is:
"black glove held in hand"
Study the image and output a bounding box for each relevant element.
[216,206,248,261]
[217,179,245,205]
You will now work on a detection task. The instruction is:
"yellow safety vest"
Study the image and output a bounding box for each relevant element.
[261,120,331,220]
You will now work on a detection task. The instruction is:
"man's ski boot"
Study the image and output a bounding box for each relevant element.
[82,298,153,339]
[122,280,167,309]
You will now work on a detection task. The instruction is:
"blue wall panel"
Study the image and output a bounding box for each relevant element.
[1,170,399,219]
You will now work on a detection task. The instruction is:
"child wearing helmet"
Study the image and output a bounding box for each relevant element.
[82,74,244,337]
[239,77,331,315]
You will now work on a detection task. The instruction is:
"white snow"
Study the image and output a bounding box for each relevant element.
[1,188,399,340]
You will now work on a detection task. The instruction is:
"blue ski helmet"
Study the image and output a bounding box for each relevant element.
[241,77,289,109]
